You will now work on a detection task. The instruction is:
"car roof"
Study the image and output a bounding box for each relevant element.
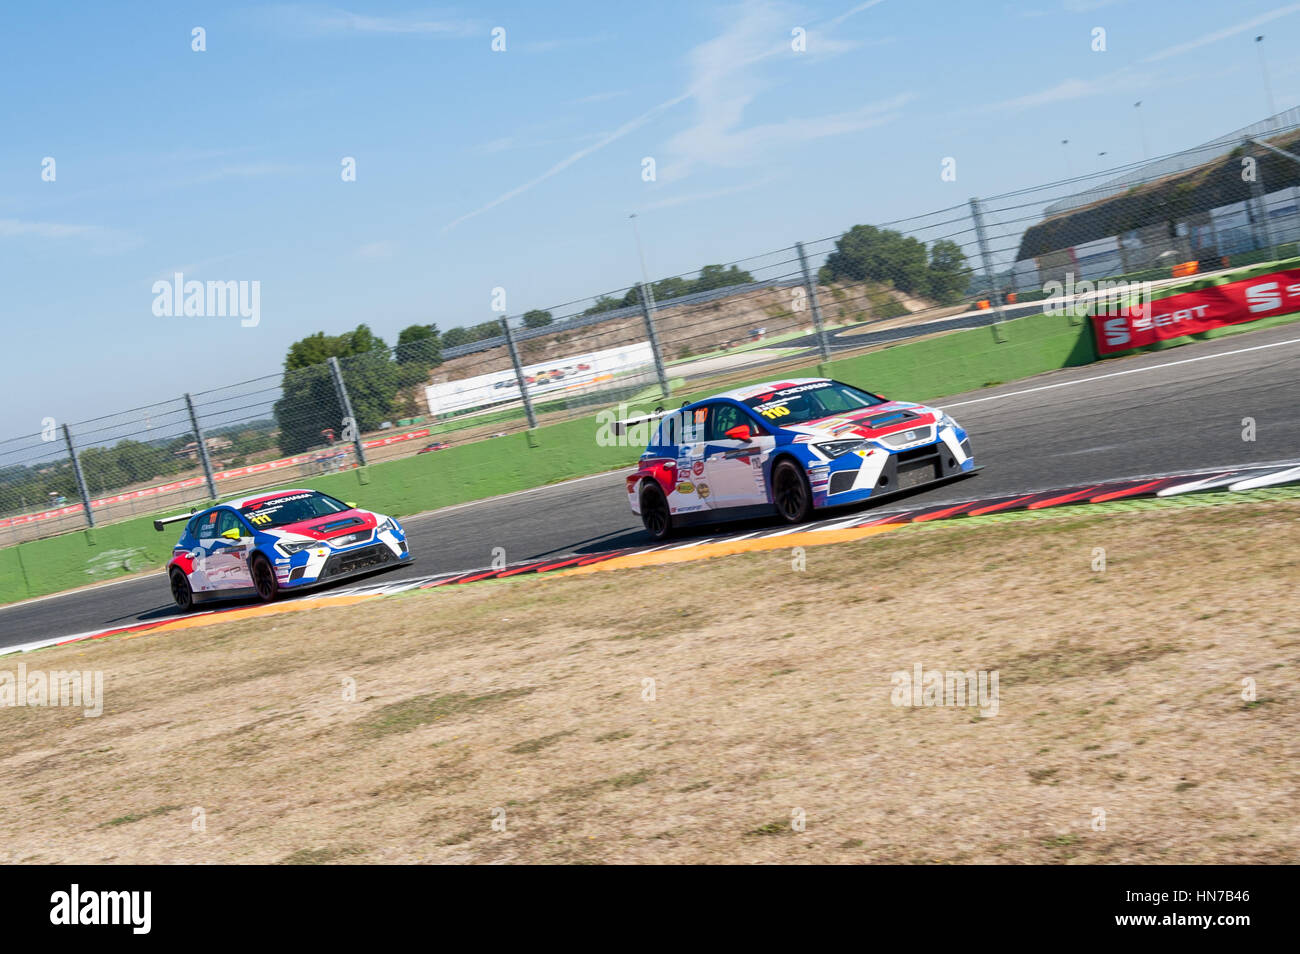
[219,488,318,510]
[688,377,831,407]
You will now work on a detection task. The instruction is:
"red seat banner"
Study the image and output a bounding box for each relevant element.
[1093,267,1300,355]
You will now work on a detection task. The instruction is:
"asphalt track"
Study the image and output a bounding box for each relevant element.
[2,322,1298,651]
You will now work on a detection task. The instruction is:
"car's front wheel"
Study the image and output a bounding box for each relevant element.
[640,481,674,541]
[772,459,813,524]
[251,555,280,603]
[169,568,194,612]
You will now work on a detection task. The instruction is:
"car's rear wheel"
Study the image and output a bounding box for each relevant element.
[772,459,813,524]
[251,555,279,603]
[169,568,194,612]
[640,482,674,541]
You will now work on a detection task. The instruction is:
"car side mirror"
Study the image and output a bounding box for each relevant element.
[345,501,357,508]
[221,529,241,541]
[725,424,753,442]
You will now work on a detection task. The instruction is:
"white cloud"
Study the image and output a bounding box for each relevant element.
[639,177,775,212]
[355,240,398,259]
[1143,3,1300,63]
[471,130,609,155]
[572,90,630,105]
[267,5,478,36]
[518,35,610,53]
[0,219,106,240]
[659,2,907,180]
[150,250,253,284]
[977,67,1151,112]
[663,94,912,180]
[0,219,140,254]
[475,137,517,155]
[442,0,895,230]
[1062,0,1126,12]
[828,0,888,27]
[190,162,305,183]
[442,90,693,231]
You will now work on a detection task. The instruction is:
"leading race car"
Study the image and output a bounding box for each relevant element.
[625,378,976,540]
[154,489,412,611]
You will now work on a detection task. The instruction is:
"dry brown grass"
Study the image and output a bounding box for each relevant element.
[1,498,1297,864]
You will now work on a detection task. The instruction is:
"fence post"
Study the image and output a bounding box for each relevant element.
[638,283,672,400]
[796,241,832,371]
[500,316,538,432]
[1244,139,1278,263]
[969,197,1009,342]
[184,393,218,500]
[328,356,368,469]
[62,423,95,530]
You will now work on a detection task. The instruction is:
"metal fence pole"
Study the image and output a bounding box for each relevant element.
[638,283,672,400]
[500,317,537,430]
[969,196,1009,341]
[328,356,368,468]
[796,241,832,367]
[62,423,95,529]
[184,392,218,500]
[1244,139,1278,262]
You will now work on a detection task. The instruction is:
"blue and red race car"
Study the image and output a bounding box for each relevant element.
[625,378,976,539]
[154,489,412,610]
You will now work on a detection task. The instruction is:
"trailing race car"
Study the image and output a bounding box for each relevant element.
[625,378,976,540]
[154,489,412,611]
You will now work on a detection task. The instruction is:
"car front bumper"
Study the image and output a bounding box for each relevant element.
[278,534,412,589]
[810,430,974,508]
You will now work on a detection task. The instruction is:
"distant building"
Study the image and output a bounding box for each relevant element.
[174,436,234,460]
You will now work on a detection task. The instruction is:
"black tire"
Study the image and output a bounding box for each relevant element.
[639,481,674,541]
[169,568,195,612]
[772,458,813,525]
[251,555,280,603]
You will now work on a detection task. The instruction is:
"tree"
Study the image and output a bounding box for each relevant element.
[441,326,473,349]
[617,265,755,308]
[283,324,388,372]
[693,264,752,291]
[522,309,553,329]
[274,323,402,454]
[821,225,929,294]
[584,295,623,316]
[470,320,501,342]
[925,239,969,305]
[395,324,443,369]
[392,324,443,417]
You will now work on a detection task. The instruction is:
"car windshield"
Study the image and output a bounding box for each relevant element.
[744,381,884,426]
[240,491,349,529]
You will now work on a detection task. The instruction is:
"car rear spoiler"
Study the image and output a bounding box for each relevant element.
[611,406,667,436]
[153,510,197,532]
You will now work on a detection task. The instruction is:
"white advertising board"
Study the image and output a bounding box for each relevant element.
[426,341,655,416]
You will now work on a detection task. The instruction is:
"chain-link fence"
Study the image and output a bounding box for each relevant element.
[6,112,1300,545]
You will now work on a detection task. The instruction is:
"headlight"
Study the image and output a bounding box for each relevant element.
[813,440,866,459]
[378,517,398,534]
[936,412,959,430]
[275,539,317,556]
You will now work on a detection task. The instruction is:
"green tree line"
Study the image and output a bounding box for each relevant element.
[0,423,279,514]
[819,226,970,305]
[583,264,757,315]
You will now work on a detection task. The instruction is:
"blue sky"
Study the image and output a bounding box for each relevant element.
[3,0,1299,437]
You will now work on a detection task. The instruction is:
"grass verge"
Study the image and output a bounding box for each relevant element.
[0,495,1296,863]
